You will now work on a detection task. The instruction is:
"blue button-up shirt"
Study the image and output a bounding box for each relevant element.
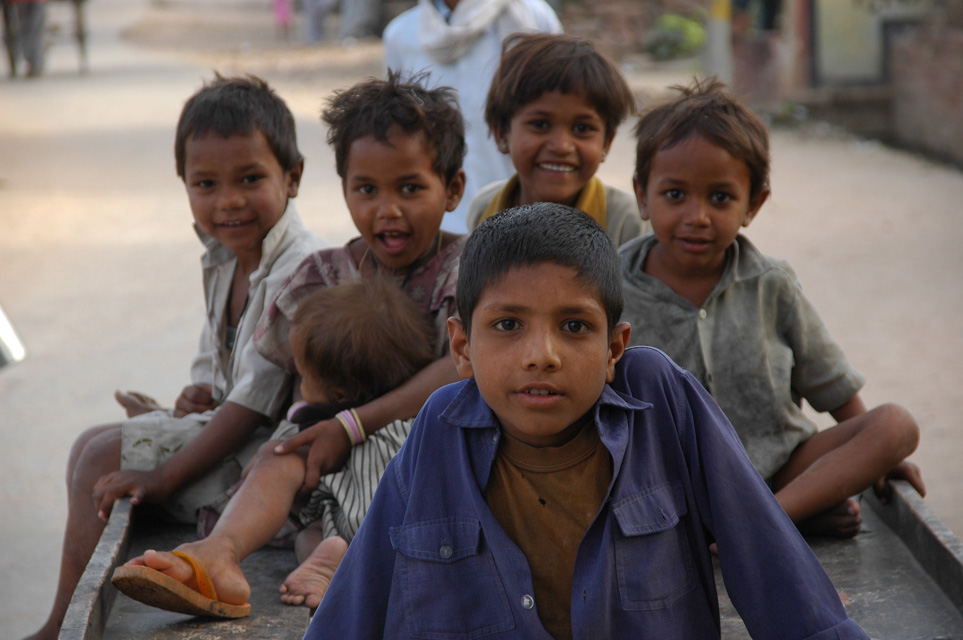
[306,347,868,639]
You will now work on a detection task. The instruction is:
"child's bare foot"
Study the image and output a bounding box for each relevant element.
[126,537,251,606]
[114,390,164,417]
[279,536,348,608]
[798,499,862,538]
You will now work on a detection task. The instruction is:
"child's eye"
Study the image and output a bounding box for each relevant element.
[710,192,734,204]
[562,320,590,334]
[664,189,684,201]
[241,174,263,185]
[527,119,550,131]
[573,122,597,135]
[400,183,422,195]
[357,184,376,195]
[494,318,520,332]
[193,179,215,189]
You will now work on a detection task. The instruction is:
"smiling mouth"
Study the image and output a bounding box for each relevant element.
[219,219,251,228]
[538,163,576,173]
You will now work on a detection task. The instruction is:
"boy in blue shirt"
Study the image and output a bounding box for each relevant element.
[306,204,868,639]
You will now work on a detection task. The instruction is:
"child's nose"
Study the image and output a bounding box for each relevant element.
[375,195,403,219]
[216,185,244,210]
[548,129,575,154]
[684,201,711,225]
[523,329,561,371]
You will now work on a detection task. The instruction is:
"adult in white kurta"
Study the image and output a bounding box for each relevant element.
[383,0,562,233]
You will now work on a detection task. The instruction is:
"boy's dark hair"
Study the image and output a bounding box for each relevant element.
[322,70,466,185]
[457,203,623,335]
[484,33,636,140]
[290,277,435,405]
[175,73,302,178]
[634,77,771,199]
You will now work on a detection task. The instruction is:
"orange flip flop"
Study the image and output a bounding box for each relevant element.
[111,551,251,618]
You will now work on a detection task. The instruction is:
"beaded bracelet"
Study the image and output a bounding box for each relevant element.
[336,409,367,446]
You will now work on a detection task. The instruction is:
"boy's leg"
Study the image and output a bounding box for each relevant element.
[771,402,921,535]
[279,528,348,608]
[126,441,306,606]
[28,424,121,640]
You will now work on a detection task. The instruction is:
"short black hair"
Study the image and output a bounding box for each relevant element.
[457,203,623,335]
[322,70,466,185]
[175,73,301,178]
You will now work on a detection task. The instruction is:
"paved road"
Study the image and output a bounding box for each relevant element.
[1,1,961,636]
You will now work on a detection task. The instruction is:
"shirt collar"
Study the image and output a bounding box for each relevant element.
[621,233,773,305]
[196,203,299,277]
[431,0,453,22]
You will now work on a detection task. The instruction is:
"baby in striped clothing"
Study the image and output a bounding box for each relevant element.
[113,277,435,616]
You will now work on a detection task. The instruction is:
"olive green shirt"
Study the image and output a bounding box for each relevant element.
[619,233,865,480]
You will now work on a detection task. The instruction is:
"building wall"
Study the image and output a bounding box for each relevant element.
[891,26,963,165]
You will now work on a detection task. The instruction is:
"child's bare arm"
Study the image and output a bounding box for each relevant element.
[275,356,460,493]
[91,401,268,519]
[829,394,867,422]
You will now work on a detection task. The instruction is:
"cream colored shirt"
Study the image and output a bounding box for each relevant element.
[189,204,325,421]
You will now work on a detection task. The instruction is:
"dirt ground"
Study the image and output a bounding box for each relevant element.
[1,0,961,636]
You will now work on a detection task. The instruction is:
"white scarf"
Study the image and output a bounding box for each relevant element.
[418,0,538,65]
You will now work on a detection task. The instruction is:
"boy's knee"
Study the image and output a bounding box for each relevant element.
[871,402,920,457]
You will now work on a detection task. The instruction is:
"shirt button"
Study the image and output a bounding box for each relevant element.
[521,594,535,610]
[439,545,453,559]
[698,308,708,320]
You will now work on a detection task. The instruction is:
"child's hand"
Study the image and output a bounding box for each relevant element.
[114,390,165,417]
[173,384,217,418]
[91,469,171,521]
[872,461,926,502]
[273,418,351,493]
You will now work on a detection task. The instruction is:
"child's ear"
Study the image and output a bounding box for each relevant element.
[328,385,351,404]
[605,322,632,383]
[447,317,475,379]
[493,128,510,155]
[286,159,305,199]
[446,169,467,212]
[601,133,615,163]
[743,186,770,227]
[633,176,650,221]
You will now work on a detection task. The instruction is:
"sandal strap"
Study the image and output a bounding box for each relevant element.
[171,551,218,601]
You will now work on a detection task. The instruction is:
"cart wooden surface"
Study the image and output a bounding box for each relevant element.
[62,481,963,639]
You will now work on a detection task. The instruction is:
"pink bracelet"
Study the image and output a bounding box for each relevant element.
[336,409,366,446]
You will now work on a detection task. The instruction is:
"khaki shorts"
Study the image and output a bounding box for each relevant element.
[121,409,270,523]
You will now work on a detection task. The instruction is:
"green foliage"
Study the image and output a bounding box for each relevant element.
[644,13,707,61]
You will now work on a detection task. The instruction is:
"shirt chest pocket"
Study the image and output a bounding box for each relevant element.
[611,482,696,610]
[390,518,514,639]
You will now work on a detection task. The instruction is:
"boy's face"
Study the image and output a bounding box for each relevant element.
[343,129,465,272]
[495,91,612,209]
[184,131,301,267]
[449,262,630,447]
[635,135,769,281]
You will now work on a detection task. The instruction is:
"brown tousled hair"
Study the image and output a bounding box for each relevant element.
[484,32,636,140]
[290,277,435,405]
[633,77,771,199]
